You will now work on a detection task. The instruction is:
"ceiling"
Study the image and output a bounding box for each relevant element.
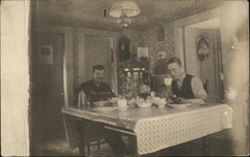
[187,18,220,29]
[36,0,226,31]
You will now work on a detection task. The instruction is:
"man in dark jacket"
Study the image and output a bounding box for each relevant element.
[79,65,114,103]
[79,65,129,155]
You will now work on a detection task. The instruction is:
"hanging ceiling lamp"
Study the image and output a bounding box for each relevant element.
[109,1,140,28]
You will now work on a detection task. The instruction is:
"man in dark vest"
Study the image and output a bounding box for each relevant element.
[167,57,207,104]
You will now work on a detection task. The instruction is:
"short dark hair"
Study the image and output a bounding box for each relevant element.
[167,57,182,66]
[93,65,105,72]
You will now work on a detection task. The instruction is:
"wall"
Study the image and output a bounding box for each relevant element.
[140,24,176,72]
[120,29,144,55]
[1,1,31,156]
[115,24,176,73]
[34,24,120,106]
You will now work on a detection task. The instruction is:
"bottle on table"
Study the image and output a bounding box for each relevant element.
[78,90,89,109]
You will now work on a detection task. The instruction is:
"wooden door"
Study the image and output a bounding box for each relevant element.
[32,31,65,140]
[83,35,112,87]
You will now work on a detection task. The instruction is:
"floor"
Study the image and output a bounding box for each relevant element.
[32,136,112,156]
[31,134,235,156]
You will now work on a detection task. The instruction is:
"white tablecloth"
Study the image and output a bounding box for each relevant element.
[62,104,233,155]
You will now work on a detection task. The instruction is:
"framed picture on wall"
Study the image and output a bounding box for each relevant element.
[137,47,148,61]
[39,45,53,65]
[157,51,166,59]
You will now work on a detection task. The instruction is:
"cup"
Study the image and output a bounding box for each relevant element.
[164,78,172,86]
[150,91,155,97]
[117,99,128,110]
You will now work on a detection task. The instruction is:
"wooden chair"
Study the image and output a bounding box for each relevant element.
[86,139,107,156]
[77,91,108,156]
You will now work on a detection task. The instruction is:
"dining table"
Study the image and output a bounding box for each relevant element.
[61,103,233,156]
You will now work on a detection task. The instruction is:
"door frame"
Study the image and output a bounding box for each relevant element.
[173,7,222,72]
[37,25,73,107]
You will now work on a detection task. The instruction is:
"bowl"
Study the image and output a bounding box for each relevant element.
[127,98,136,105]
[110,97,119,105]
[94,101,106,107]
[137,100,152,108]
[117,99,128,108]
[153,97,167,108]
[158,103,166,108]
[152,97,161,104]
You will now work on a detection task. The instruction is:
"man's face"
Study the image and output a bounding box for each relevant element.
[93,69,105,83]
[167,62,182,80]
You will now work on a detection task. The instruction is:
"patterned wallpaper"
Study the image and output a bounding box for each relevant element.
[140,23,176,73]
[120,23,176,73]
[120,29,144,57]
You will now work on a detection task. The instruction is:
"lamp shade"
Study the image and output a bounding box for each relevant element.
[109,1,140,18]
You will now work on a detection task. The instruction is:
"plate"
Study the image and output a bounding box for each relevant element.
[92,106,117,112]
[137,102,152,108]
[168,103,192,109]
[117,106,129,111]
[94,101,113,107]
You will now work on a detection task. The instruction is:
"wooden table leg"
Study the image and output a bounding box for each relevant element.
[129,135,140,157]
[202,136,211,156]
[78,121,86,157]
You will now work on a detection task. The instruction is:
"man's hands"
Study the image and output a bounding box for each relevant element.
[176,97,190,104]
[175,97,206,104]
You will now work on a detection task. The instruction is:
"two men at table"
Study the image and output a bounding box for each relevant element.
[79,57,207,155]
[81,58,207,105]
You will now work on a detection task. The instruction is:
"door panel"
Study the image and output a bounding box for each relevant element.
[32,31,65,140]
[83,35,112,87]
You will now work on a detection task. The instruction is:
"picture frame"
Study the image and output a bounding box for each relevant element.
[157,51,166,59]
[137,47,149,61]
[39,45,53,65]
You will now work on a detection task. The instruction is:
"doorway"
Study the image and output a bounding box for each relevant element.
[183,18,224,103]
[31,31,65,143]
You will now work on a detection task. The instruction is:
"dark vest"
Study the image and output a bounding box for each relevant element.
[172,74,195,99]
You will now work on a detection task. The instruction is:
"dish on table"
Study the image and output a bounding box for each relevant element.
[94,100,113,107]
[136,97,153,108]
[109,97,119,104]
[92,106,117,112]
[137,102,152,108]
[152,97,167,108]
[168,103,192,109]
[117,105,129,111]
